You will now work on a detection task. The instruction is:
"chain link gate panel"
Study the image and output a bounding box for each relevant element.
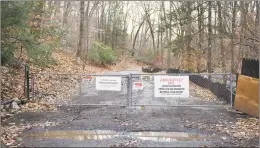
[130,73,233,107]
[75,74,129,106]
[32,72,233,108]
[32,73,129,106]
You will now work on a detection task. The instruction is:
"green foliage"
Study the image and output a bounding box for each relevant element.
[88,41,117,65]
[1,45,16,64]
[1,1,63,67]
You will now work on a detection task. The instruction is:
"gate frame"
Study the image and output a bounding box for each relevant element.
[30,72,234,108]
[78,74,130,107]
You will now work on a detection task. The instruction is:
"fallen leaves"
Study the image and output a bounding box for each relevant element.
[193,117,259,143]
[190,82,218,102]
[1,121,59,147]
[1,66,26,101]
[20,101,58,112]
[33,73,80,104]
[230,118,259,140]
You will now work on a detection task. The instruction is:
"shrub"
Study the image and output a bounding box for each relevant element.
[88,41,117,65]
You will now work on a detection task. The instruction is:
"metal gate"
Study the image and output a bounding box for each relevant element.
[130,73,233,107]
[31,73,234,107]
[31,73,129,106]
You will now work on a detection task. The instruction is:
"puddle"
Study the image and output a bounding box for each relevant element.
[23,130,207,142]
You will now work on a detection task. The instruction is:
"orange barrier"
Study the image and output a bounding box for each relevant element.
[234,75,259,118]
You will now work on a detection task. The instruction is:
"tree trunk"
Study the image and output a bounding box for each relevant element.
[256,1,259,36]
[186,1,192,71]
[145,13,156,53]
[139,24,144,56]
[47,1,52,8]
[133,18,145,57]
[160,19,164,67]
[231,1,237,73]
[101,2,105,42]
[84,1,90,60]
[197,2,204,72]
[157,14,160,50]
[167,1,172,68]
[238,2,249,60]
[54,1,60,18]
[162,1,168,68]
[159,4,164,67]
[207,1,212,78]
[63,1,71,27]
[76,1,85,59]
[217,1,226,83]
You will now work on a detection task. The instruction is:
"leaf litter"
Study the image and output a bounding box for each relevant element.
[1,121,59,147]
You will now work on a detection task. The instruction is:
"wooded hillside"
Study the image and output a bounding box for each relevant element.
[2,1,259,72]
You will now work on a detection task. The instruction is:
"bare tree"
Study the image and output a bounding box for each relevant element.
[133,18,146,56]
[217,1,226,82]
[238,2,249,59]
[142,3,156,53]
[63,1,71,27]
[186,1,192,71]
[76,1,85,59]
[167,1,173,68]
[256,1,259,36]
[207,1,212,76]
[162,1,168,67]
[231,1,237,73]
[197,1,204,72]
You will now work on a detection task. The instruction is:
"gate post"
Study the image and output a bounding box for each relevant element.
[230,73,233,108]
[24,64,30,100]
[79,76,82,95]
[127,74,132,107]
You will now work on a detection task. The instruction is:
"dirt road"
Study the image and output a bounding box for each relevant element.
[2,68,258,147]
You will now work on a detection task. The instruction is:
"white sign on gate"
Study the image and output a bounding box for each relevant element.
[154,76,189,97]
[96,76,121,91]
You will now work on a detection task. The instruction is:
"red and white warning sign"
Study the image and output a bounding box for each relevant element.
[133,82,144,90]
[82,76,94,84]
[154,76,189,97]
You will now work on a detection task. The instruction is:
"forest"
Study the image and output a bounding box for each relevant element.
[1,1,259,73]
[1,1,260,147]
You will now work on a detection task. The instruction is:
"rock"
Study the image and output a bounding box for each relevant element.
[5,113,12,118]
[166,68,180,74]
[13,98,21,104]
[20,99,28,105]
[11,102,20,110]
[10,109,17,113]
[1,112,7,118]
[4,104,11,109]
[1,105,4,110]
